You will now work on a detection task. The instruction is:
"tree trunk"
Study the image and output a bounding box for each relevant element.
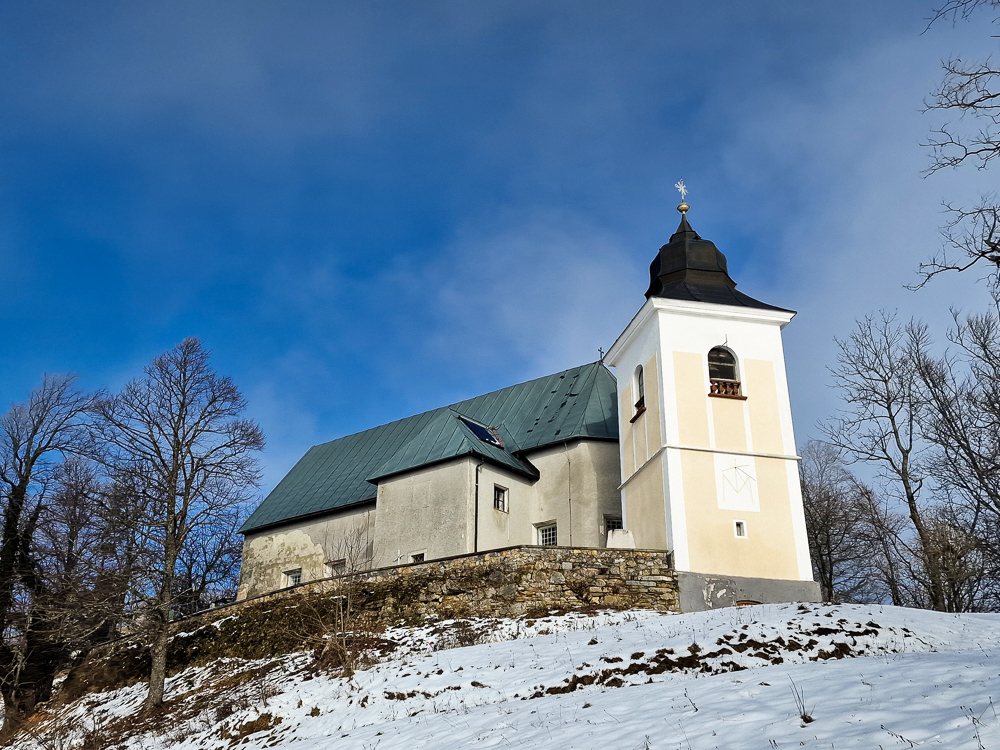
[0,483,28,631]
[0,629,60,743]
[900,471,947,611]
[0,482,31,738]
[0,685,24,743]
[142,616,170,713]
[143,517,179,712]
[0,652,60,741]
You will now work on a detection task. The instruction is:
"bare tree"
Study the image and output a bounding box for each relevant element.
[926,505,994,610]
[915,309,1000,523]
[95,338,263,712]
[320,514,377,576]
[905,305,1000,608]
[916,1,1000,287]
[798,440,931,607]
[32,461,151,644]
[799,441,871,602]
[852,483,912,606]
[822,314,950,610]
[0,375,98,738]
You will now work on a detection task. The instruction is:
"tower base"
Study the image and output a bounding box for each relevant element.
[677,571,822,612]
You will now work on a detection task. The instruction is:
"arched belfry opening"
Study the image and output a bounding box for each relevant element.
[707,346,737,381]
[707,347,742,398]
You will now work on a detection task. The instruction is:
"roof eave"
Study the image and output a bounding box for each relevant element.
[367,449,539,485]
[239,497,378,536]
[607,296,796,365]
[516,434,619,456]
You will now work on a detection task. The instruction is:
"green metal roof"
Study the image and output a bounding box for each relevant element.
[240,361,619,534]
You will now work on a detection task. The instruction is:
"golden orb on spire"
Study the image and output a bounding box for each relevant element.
[677,201,690,214]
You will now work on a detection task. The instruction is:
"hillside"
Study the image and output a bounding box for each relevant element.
[12,603,1000,749]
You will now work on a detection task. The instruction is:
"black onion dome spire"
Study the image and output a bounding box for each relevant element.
[644,209,792,312]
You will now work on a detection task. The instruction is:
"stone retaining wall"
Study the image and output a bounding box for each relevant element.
[58,546,678,702]
[249,545,679,620]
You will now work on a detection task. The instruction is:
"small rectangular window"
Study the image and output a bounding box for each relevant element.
[325,559,346,577]
[284,568,303,587]
[493,485,509,513]
[537,523,558,546]
[734,520,747,538]
[605,516,623,532]
[411,552,425,563]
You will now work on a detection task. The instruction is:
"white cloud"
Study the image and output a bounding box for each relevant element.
[418,208,642,376]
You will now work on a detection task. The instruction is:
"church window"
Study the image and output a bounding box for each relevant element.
[411,552,425,563]
[325,559,346,577]
[734,520,747,538]
[283,568,303,587]
[605,515,623,532]
[630,365,647,422]
[537,522,558,546]
[708,347,744,398]
[494,484,509,513]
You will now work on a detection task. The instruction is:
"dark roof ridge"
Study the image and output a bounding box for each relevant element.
[308,360,607,450]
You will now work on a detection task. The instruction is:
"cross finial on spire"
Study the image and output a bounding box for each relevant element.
[674,179,690,214]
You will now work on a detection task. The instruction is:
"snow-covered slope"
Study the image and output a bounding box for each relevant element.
[18,603,1000,749]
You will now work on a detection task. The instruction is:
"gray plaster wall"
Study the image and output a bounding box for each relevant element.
[469,440,622,551]
[238,501,376,600]
[677,570,822,612]
[373,458,476,567]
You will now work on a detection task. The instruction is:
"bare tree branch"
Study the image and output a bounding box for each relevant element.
[909,200,1000,289]
[926,0,1000,29]
[920,2,1000,287]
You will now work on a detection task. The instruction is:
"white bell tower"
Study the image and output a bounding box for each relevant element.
[605,192,819,609]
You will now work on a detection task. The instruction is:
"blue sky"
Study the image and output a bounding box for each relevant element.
[1,1,997,492]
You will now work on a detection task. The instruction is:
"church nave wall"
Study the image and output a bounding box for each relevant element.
[237,501,376,600]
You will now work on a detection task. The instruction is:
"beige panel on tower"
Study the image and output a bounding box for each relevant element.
[673,352,710,448]
[711,397,747,453]
[745,359,784,455]
[634,408,648,465]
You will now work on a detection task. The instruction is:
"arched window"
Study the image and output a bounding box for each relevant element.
[630,365,646,422]
[708,347,744,398]
[708,347,736,380]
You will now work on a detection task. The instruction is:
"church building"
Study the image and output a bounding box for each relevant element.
[237,200,820,609]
